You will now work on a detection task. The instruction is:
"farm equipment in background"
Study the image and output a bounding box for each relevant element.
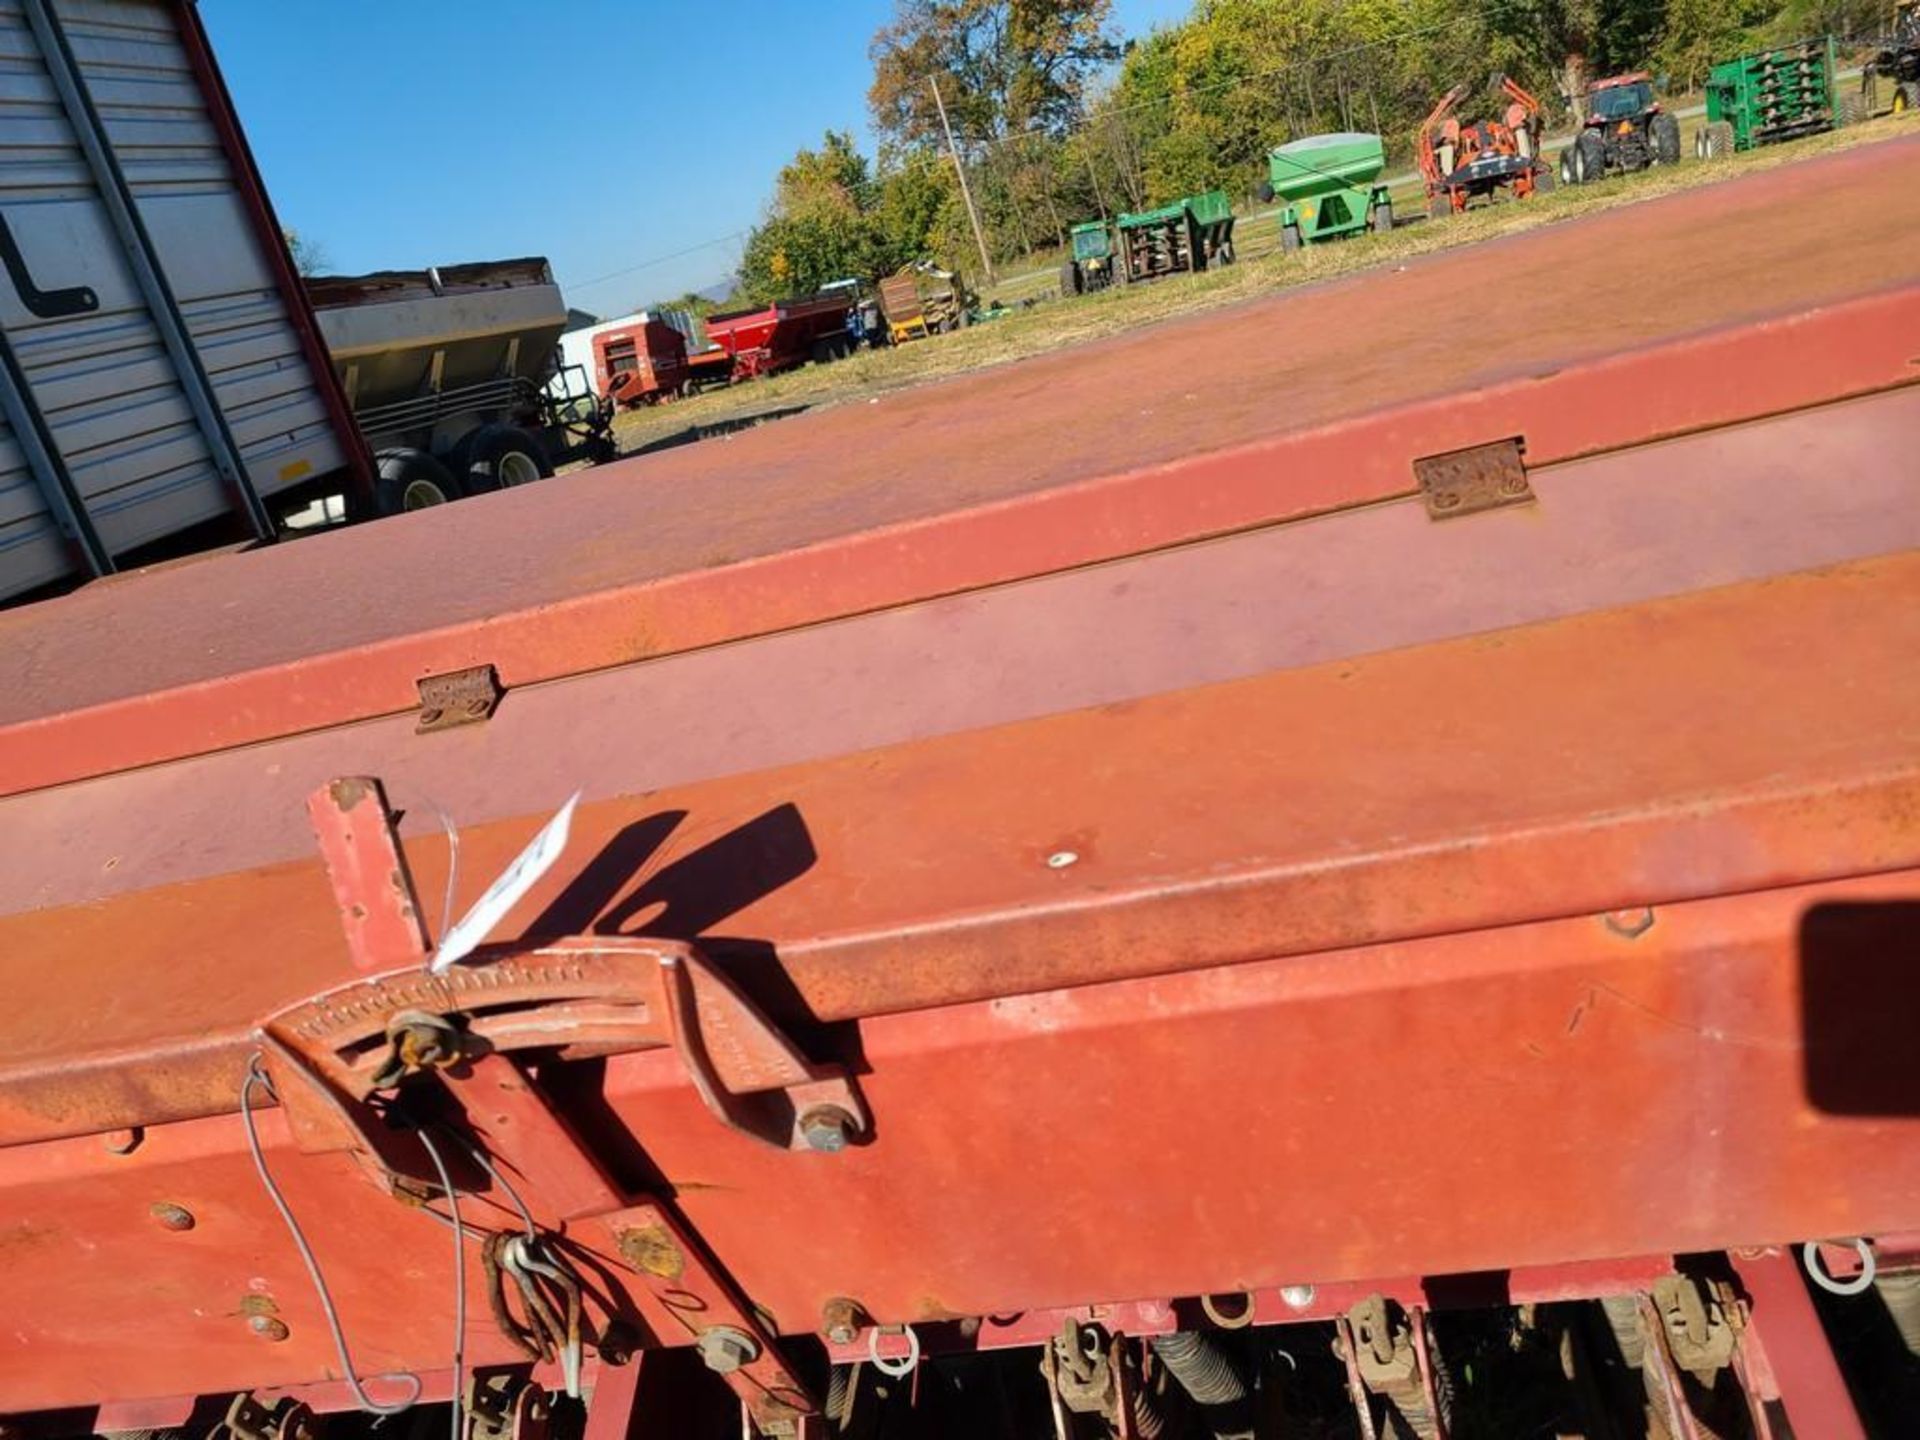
[821,278,886,348]
[1697,36,1846,158]
[879,261,972,341]
[701,292,857,381]
[310,259,616,509]
[1258,131,1394,250]
[592,316,691,409]
[1560,72,1682,184]
[1114,189,1237,282]
[1061,218,1121,294]
[1418,74,1552,216]
[1863,0,1920,114]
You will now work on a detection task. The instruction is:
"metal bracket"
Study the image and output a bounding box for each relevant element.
[1414,437,1534,520]
[417,664,504,732]
[1650,1274,1740,1385]
[258,775,842,1433]
[270,777,868,1157]
[467,1374,552,1440]
[1042,1320,1147,1440]
[219,1394,316,1440]
[1335,1295,1450,1440]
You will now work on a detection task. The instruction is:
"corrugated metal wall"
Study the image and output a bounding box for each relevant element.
[0,0,348,601]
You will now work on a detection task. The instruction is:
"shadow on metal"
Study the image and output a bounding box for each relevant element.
[626,405,813,457]
[1800,900,1920,1118]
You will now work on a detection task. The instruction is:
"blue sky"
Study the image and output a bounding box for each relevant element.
[203,1,1193,318]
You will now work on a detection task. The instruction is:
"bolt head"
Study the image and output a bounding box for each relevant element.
[1603,906,1656,939]
[799,1105,856,1154]
[695,1325,759,1374]
[102,1127,143,1155]
[1280,1284,1316,1310]
[249,1314,290,1342]
[822,1297,864,1346]
[151,1201,195,1231]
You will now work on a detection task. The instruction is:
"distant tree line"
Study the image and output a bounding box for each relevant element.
[719,0,1886,302]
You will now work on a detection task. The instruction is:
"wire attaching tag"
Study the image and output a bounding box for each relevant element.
[431,793,580,973]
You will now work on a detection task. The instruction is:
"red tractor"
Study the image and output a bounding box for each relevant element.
[1561,72,1682,185]
[1418,73,1553,218]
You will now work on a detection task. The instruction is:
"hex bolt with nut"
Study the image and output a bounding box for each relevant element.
[822,1297,865,1346]
[248,1313,290,1342]
[695,1324,760,1374]
[799,1105,857,1153]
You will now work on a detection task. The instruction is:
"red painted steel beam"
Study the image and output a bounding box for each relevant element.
[2,137,1918,795]
[1731,1249,1869,1439]
[0,865,1915,1411]
[0,549,1914,1145]
[8,382,1913,918]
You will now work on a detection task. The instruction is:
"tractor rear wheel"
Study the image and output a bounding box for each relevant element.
[1060,260,1081,297]
[1573,130,1607,184]
[1651,112,1681,164]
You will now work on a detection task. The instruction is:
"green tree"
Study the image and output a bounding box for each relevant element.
[869,0,1122,146]
[737,132,891,302]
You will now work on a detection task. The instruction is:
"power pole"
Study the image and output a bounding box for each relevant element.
[929,73,994,284]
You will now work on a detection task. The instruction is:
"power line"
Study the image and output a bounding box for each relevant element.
[562,229,750,296]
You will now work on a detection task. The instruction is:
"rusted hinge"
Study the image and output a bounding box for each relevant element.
[1414,437,1534,520]
[416,663,501,732]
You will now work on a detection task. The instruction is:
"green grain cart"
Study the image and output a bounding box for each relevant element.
[1257,132,1393,251]
[1697,36,1848,157]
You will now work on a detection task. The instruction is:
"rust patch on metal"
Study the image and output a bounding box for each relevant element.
[327,777,370,810]
[1415,438,1534,519]
[617,1224,685,1280]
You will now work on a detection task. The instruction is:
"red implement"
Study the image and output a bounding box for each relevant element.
[0,137,1916,1439]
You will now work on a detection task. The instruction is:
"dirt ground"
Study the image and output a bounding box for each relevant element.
[612,113,1916,457]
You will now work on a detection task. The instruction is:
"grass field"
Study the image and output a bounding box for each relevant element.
[611,112,1914,456]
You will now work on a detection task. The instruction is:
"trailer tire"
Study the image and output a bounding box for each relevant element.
[1897,82,1920,114]
[450,425,549,495]
[1370,199,1393,235]
[373,448,463,516]
[1698,120,1735,159]
[1651,112,1681,164]
[1279,223,1303,253]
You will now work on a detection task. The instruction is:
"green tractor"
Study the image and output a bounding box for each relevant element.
[1060,220,1122,295]
[1256,132,1393,250]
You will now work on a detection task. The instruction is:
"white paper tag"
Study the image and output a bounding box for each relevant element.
[429,791,580,973]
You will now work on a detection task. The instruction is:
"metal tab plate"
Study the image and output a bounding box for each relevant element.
[1415,438,1533,519]
[416,663,502,731]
